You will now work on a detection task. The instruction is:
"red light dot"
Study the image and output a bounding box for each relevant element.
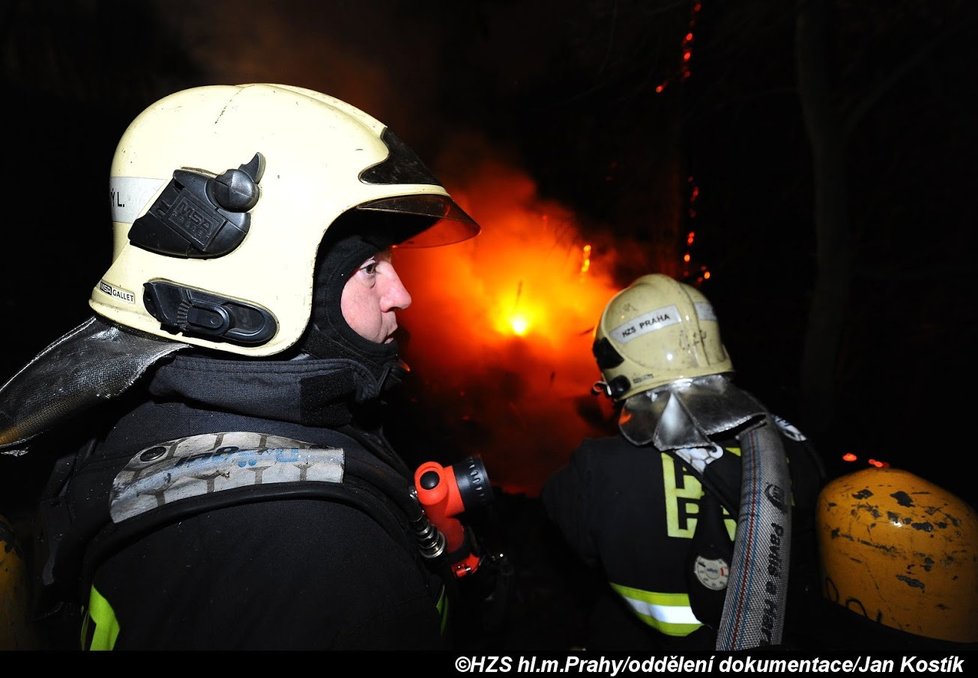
[841,452,858,462]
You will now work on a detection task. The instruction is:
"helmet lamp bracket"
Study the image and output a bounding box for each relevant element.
[129,153,265,259]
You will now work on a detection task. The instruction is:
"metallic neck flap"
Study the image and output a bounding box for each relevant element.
[619,374,768,450]
[0,316,188,454]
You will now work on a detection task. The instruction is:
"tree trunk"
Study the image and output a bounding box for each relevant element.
[794,0,852,446]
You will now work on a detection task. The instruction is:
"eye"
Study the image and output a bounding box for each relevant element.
[355,256,380,278]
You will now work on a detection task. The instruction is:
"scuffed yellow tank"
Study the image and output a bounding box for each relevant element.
[817,466,978,643]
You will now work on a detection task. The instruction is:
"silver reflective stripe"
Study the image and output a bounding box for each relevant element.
[110,432,344,523]
[610,305,681,344]
[610,582,702,637]
[110,176,166,224]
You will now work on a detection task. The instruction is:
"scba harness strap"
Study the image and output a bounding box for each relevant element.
[87,430,432,575]
[108,431,346,523]
[36,431,443,638]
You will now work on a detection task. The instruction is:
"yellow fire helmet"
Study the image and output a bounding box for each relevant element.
[817,466,978,644]
[592,273,733,401]
[94,83,479,356]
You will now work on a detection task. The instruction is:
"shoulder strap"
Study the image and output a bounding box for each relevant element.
[42,432,428,613]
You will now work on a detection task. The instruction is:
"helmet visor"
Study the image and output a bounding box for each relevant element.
[355,194,479,248]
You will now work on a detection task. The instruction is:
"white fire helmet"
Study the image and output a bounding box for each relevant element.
[592,274,733,401]
[92,83,479,356]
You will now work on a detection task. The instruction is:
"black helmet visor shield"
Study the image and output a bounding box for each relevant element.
[355,127,479,248]
[354,194,479,248]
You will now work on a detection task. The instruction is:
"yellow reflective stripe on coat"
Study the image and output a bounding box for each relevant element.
[436,585,449,635]
[84,586,120,650]
[610,582,702,637]
[80,583,446,648]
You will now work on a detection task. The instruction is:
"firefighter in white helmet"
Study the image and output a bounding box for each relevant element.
[0,84,481,650]
[543,273,826,650]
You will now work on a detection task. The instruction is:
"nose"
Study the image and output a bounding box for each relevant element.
[381,267,412,312]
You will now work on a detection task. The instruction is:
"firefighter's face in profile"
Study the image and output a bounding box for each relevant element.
[341,249,412,344]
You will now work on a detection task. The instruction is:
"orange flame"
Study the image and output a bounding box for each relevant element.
[393,157,631,494]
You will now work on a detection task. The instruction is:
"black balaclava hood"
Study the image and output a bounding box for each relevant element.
[297,210,433,401]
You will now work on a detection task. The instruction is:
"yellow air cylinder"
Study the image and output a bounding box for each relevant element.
[817,467,978,643]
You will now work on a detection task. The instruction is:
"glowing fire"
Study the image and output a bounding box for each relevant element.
[500,280,531,337]
[509,314,529,336]
[492,244,597,340]
[580,244,592,274]
[392,158,648,494]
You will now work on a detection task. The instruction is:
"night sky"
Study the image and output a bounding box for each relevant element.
[1,1,977,639]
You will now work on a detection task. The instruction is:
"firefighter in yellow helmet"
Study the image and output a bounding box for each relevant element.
[542,273,826,650]
[808,465,978,649]
[0,84,481,650]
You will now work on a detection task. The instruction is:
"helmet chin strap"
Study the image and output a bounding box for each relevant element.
[377,359,411,395]
[346,355,410,403]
